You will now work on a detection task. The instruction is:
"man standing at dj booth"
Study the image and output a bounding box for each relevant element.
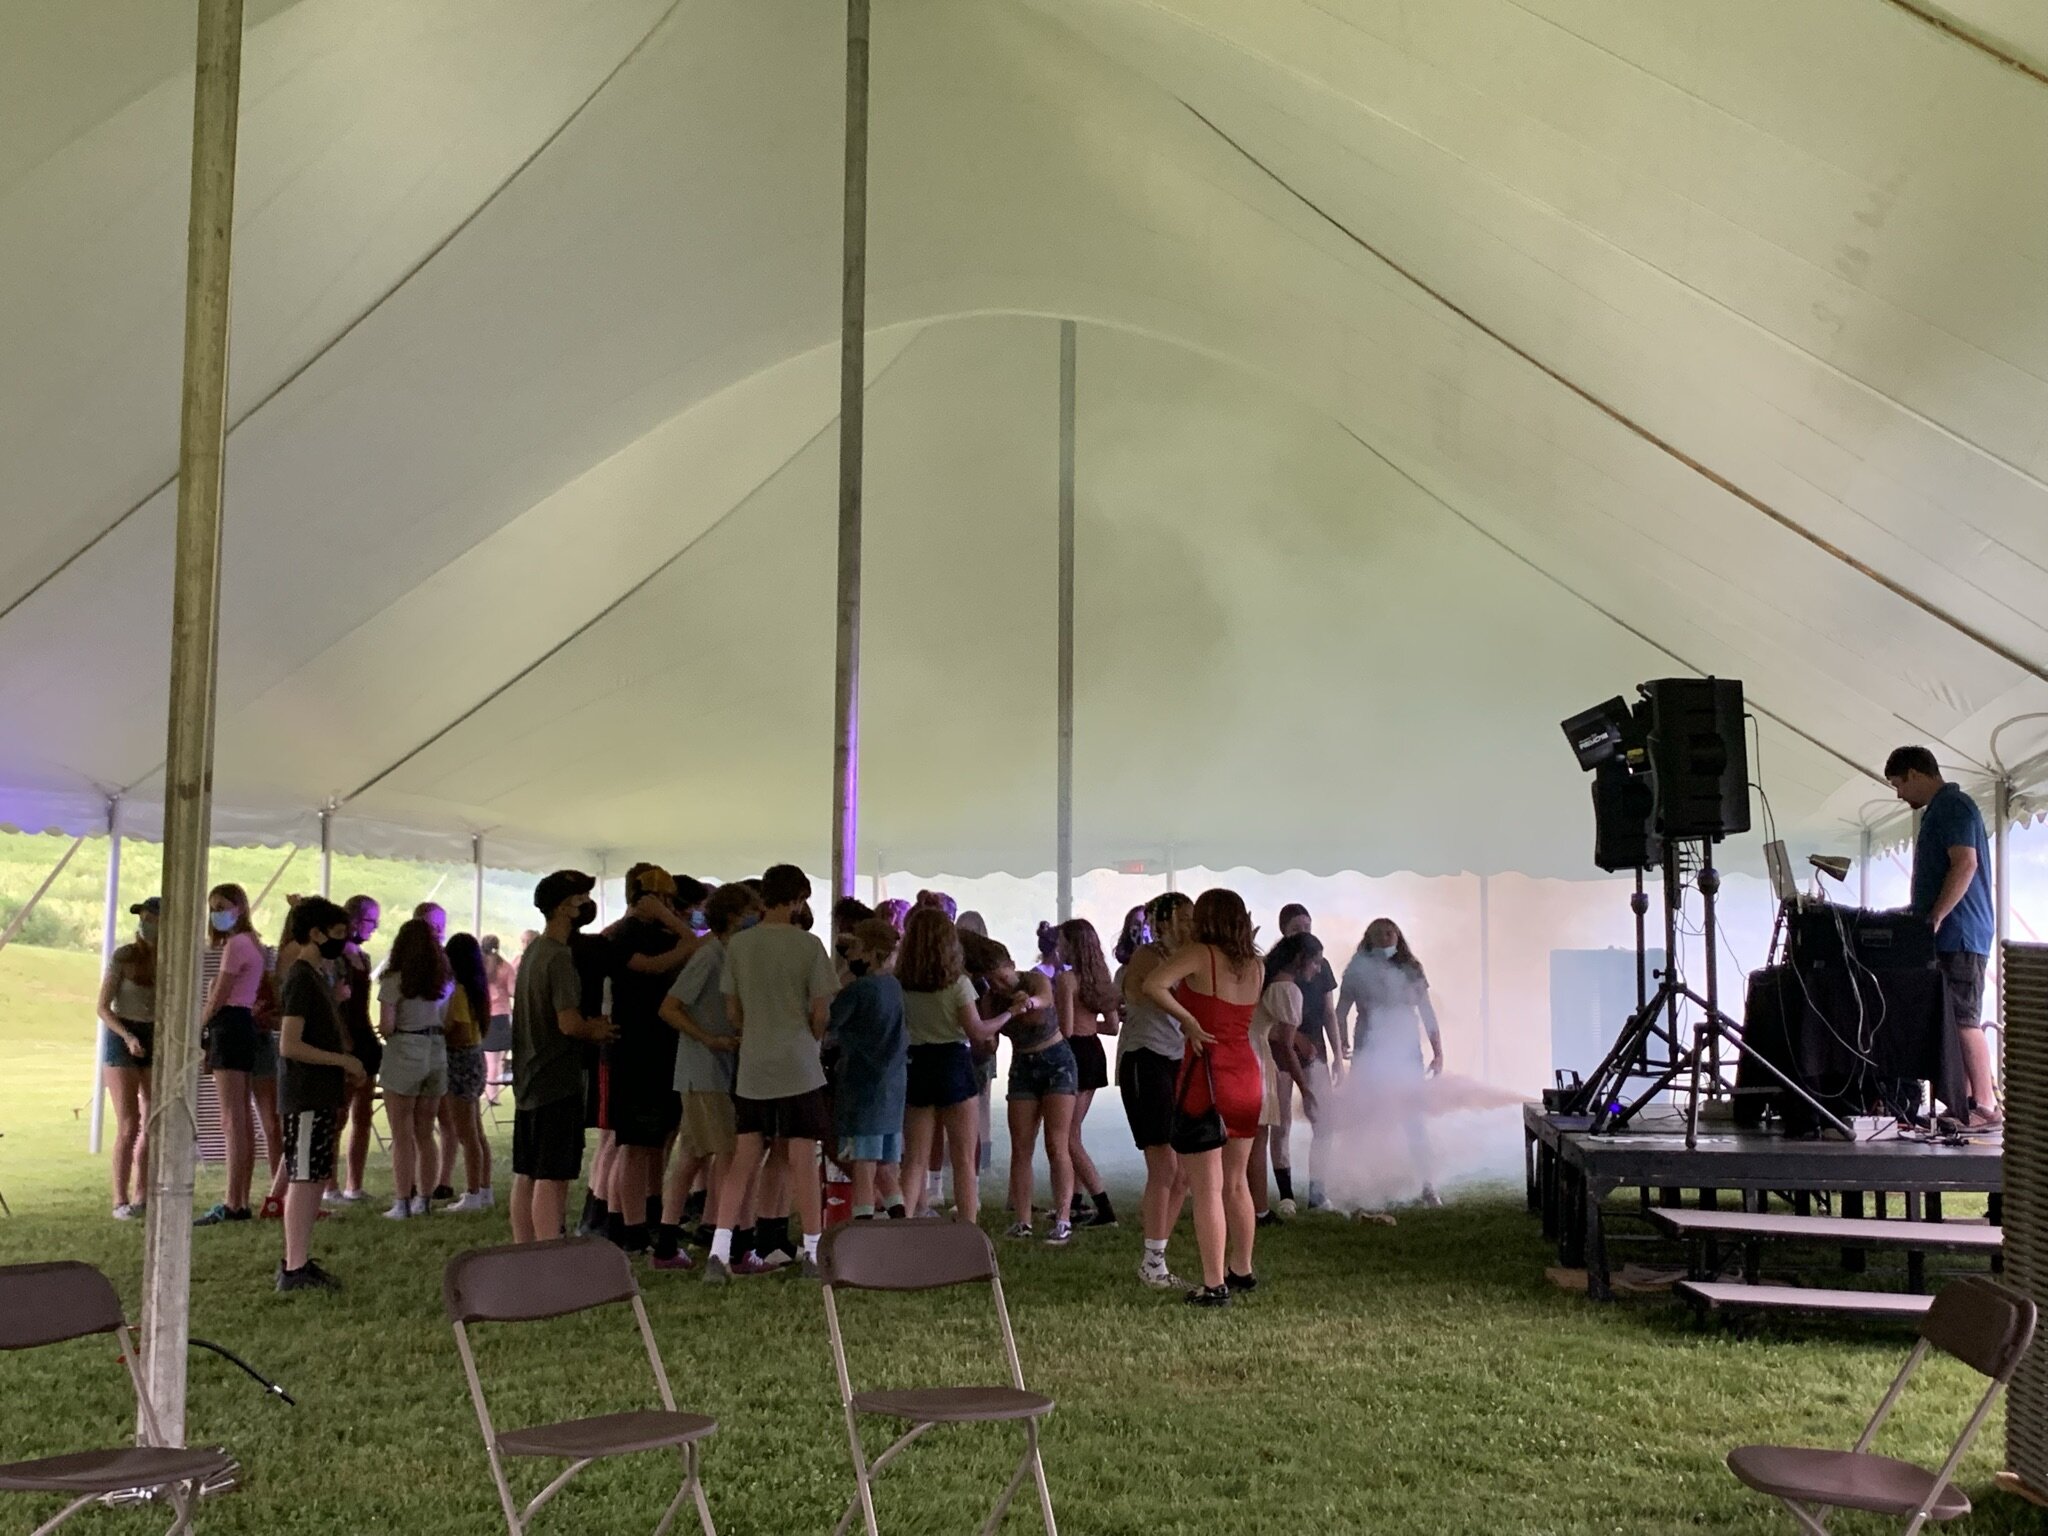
[1886,745,2001,1130]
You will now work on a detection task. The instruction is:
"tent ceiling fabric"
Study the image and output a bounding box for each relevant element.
[3,0,2048,876]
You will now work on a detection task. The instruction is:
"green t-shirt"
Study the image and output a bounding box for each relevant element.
[512,935,584,1109]
[903,974,978,1046]
[722,922,837,1100]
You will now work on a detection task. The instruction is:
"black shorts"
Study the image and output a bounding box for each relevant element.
[203,1005,257,1073]
[482,1013,514,1053]
[733,1088,832,1143]
[281,1106,341,1185]
[608,1077,682,1149]
[1070,1034,1109,1093]
[905,1042,979,1110]
[103,1019,154,1069]
[1119,1047,1182,1150]
[349,1029,382,1083]
[1939,950,1988,1031]
[513,1095,588,1182]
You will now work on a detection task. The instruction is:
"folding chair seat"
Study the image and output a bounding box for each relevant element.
[1727,1275,2036,1535]
[820,1221,1057,1536]
[0,1261,235,1535]
[444,1238,716,1536]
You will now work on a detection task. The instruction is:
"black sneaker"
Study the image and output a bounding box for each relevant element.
[1225,1270,1258,1294]
[1184,1284,1231,1308]
[1255,1210,1282,1229]
[276,1260,341,1293]
[432,1184,456,1203]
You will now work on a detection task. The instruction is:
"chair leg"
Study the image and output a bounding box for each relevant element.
[1777,1497,1830,1535]
[1026,1418,1058,1536]
[161,1481,198,1536]
[975,1447,1034,1536]
[28,1493,96,1536]
[689,1443,717,1536]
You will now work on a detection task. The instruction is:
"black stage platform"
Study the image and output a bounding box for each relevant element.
[1523,1103,2002,1300]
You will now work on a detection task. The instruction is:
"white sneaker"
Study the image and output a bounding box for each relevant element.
[112,1203,137,1221]
[337,1188,368,1205]
[1277,1197,1298,1217]
[757,1248,792,1271]
[382,1199,412,1221]
[1045,1220,1073,1246]
[443,1191,489,1214]
[320,1189,345,1208]
[480,1187,496,1208]
[1138,1256,1184,1290]
[409,1195,430,1217]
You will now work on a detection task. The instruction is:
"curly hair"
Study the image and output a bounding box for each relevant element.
[896,907,963,992]
[1264,931,1324,987]
[704,882,759,936]
[1190,888,1259,971]
[1113,905,1148,966]
[382,917,452,1001]
[1145,891,1192,938]
[1058,918,1119,1015]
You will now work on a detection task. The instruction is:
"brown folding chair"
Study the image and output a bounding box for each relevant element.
[443,1238,717,1536]
[819,1221,1056,1536]
[0,1261,234,1535]
[1727,1275,2036,1535]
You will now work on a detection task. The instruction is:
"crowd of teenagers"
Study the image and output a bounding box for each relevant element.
[96,864,1446,1306]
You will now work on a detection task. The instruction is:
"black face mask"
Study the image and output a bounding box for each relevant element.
[848,958,871,978]
[571,897,598,929]
[317,935,348,960]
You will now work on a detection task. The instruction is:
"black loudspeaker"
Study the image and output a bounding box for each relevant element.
[1640,677,1750,839]
[1590,759,1660,872]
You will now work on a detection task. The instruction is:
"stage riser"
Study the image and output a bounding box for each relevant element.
[2004,944,2048,1493]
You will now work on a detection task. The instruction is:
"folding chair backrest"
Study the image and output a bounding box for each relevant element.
[1921,1276,2036,1381]
[0,1261,125,1349]
[444,1238,639,1324]
[820,1221,996,1291]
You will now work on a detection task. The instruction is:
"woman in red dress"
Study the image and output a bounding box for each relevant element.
[1142,888,1266,1306]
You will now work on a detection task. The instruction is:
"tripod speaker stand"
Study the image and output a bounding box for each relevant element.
[1566,838,1852,1148]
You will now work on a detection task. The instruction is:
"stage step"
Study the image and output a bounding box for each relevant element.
[1676,1280,1933,1319]
[1650,1209,2001,1251]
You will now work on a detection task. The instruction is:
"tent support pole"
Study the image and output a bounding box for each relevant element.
[1995,780,2013,1036]
[140,0,243,1448]
[598,855,609,925]
[247,845,298,923]
[90,800,123,1155]
[830,0,870,903]
[1859,826,1872,908]
[1056,319,1076,924]
[472,835,486,935]
[318,808,333,898]
[1477,872,1492,1084]
[0,834,85,960]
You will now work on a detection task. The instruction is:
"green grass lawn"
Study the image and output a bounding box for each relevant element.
[2,943,2043,1534]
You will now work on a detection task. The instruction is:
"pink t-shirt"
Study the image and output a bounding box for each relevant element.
[208,931,264,1013]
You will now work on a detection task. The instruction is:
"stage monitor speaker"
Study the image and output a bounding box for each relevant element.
[1590,759,1659,873]
[1641,677,1751,839]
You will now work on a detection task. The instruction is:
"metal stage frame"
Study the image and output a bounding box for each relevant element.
[1524,1103,2002,1300]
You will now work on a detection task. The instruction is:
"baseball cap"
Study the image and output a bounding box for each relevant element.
[635,865,678,898]
[129,896,161,916]
[532,869,596,916]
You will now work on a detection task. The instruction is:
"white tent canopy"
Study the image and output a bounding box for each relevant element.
[6,0,2048,880]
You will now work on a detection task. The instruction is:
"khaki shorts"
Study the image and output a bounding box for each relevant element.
[679,1090,736,1159]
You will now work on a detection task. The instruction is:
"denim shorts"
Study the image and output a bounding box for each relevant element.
[838,1131,903,1164]
[1007,1039,1079,1102]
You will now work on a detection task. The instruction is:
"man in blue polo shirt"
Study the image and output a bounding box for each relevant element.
[1886,746,1999,1129]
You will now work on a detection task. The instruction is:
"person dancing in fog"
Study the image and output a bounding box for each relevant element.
[1336,917,1445,1209]
[1251,933,1323,1223]
[1118,892,1192,1289]
[965,933,1072,1243]
[1054,918,1120,1229]
[1143,889,1266,1308]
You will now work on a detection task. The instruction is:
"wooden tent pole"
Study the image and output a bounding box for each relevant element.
[139,0,244,1446]
[1056,320,1076,925]
[831,0,870,901]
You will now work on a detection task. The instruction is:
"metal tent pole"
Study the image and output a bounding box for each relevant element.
[472,835,486,935]
[1995,780,2013,1033]
[1859,825,1871,908]
[90,799,124,1155]
[830,0,870,903]
[139,0,243,1447]
[1477,872,1492,1084]
[318,807,333,898]
[1056,319,1076,924]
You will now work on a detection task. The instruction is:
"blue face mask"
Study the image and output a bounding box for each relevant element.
[739,913,762,930]
[1375,944,1397,960]
[210,910,238,934]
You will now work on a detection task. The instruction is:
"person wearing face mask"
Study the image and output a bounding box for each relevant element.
[196,883,268,1226]
[325,896,382,1206]
[1336,917,1445,1208]
[827,918,909,1224]
[511,872,617,1242]
[275,897,367,1291]
[97,897,160,1219]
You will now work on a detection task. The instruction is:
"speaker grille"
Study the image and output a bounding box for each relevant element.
[2005,942,2048,1486]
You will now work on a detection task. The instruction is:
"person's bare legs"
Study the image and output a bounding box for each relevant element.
[213,1069,253,1210]
[384,1094,418,1205]
[411,1097,440,1203]
[714,1133,766,1232]
[877,1161,903,1210]
[106,1067,143,1209]
[850,1159,877,1213]
[902,1108,935,1216]
[511,1175,537,1242]
[1140,1145,1186,1241]
[662,1150,705,1227]
[342,1078,373,1196]
[616,1145,653,1232]
[786,1138,822,1247]
[1068,1086,1102,1211]
[1248,1126,1269,1213]
[436,1096,460,1192]
[1223,1138,1257,1277]
[1961,1026,1999,1119]
[452,1099,487,1193]
[252,1075,282,1183]
[1186,1148,1226,1289]
[1007,1099,1043,1223]
[942,1101,980,1225]
[531,1178,569,1241]
[1042,1093,1077,1228]
[283,1181,323,1270]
